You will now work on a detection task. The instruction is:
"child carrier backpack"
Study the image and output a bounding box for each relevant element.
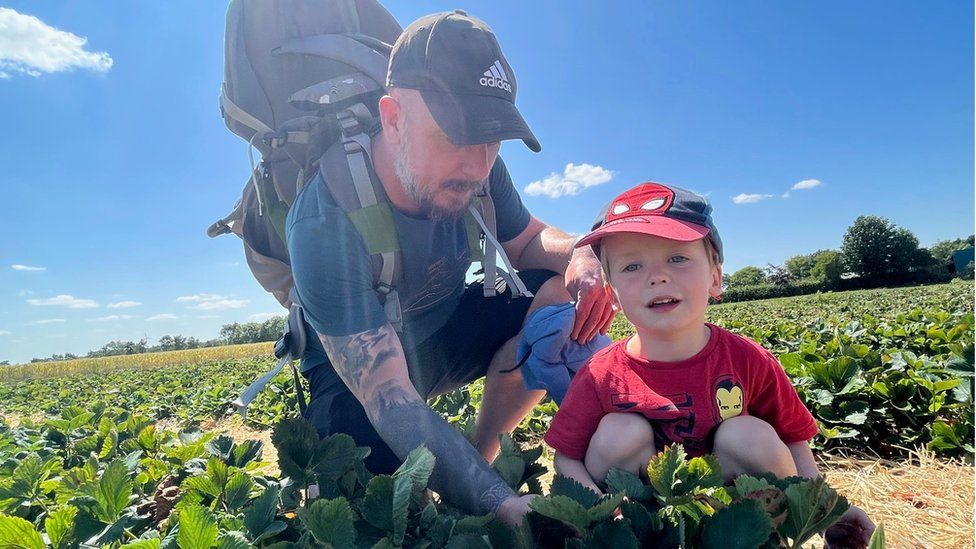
[209,0,532,416]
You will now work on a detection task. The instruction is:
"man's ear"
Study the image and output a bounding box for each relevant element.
[378,94,402,144]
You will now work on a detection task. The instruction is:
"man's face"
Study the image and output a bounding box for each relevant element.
[392,92,501,219]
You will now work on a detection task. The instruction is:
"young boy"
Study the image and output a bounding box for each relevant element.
[544,182,874,547]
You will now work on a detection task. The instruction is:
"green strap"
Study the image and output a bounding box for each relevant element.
[347,203,399,254]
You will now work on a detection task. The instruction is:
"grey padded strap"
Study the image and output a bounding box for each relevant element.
[221,87,274,136]
[480,194,498,297]
[232,354,288,419]
[467,205,533,299]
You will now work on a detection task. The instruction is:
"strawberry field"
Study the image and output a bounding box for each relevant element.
[0,281,971,547]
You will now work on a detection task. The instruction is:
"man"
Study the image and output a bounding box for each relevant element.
[285,10,613,525]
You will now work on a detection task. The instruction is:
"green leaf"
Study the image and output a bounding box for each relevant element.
[90,461,133,523]
[272,417,325,487]
[45,505,78,549]
[445,533,490,549]
[177,504,219,549]
[393,445,435,494]
[867,522,885,549]
[223,473,254,511]
[529,495,590,533]
[231,440,264,468]
[317,433,370,482]
[217,532,251,549]
[686,455,724,489]
[360,474,410,541]
[300,497,356,548]
[243,485,280,540]
[550,475,599,507]
[647,445,687,499]
[779,477,849,547]
[582,520,639,549]
[205,435,236,462]
[619,500,659,542]
[700,499,773,549]
[0,513,44,549]
[604,469,652,502]
[119,540,162,549]
[587,492,625,524]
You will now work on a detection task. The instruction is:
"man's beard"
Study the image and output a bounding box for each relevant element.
[394,133,484,220]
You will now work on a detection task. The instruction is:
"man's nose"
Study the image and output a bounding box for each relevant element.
[459,143,497,181]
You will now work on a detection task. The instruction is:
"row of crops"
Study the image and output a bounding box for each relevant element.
[1,281,972,459]
[0,406,883,547]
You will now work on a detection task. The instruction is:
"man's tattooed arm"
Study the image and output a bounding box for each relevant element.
[319,324,517,515]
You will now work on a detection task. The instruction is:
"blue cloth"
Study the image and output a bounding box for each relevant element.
[516,302,612,404]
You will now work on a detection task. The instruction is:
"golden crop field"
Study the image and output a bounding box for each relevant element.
[0,341,274,383]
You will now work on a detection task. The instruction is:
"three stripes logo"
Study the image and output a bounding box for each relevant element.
[479,60,512,92]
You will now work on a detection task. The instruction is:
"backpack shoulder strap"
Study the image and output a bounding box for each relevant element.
[469,178,533,299]
[319,107,403,331]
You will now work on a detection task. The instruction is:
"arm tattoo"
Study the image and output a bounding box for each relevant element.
[320,327,516,515]
[319,325,398,393]
[369,380,516,516]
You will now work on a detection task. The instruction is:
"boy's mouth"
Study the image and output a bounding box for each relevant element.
[647,297,681,309]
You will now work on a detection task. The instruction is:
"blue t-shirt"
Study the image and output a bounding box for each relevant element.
[286,154,531,369]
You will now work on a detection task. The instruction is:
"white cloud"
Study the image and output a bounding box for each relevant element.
[187,299,249,311]
[0,330,10,336]
[30,318,65,325]
[248,312,283,322]
[11,264,45,272]
[524,163,614,198]
[89,314,132,322]
[176,293,227,303]
[0,8,113,79]
[792,179,822,191]
[27,294,98,308]
[107,300,141,309]
[782,192,791,199]
[732,193,773,205]
[147,314,177,321]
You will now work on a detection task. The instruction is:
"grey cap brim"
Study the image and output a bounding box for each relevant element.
[419,88,541,152]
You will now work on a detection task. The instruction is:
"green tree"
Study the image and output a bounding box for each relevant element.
[809,250,843,287]
[929,235,975,264]
[784,254,817,280]
[728,266,767,287]
[841,215,922,284]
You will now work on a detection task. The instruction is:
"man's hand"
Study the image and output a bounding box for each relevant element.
[825,505,875,549]
[565,246,615,343]
[495,494,537,527]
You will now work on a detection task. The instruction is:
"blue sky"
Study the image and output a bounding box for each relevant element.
[0,1,972,364]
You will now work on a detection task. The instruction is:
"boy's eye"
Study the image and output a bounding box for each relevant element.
[669,255,689,263]
[622,264,641,273]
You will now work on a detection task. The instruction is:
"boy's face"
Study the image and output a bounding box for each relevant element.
[603,232,722,339]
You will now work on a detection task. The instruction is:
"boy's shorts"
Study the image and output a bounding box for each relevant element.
[302,269,559,474]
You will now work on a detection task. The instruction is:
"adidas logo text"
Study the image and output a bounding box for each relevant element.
[479,60,512,92]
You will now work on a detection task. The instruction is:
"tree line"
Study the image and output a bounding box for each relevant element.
[723,215,974,302]
[23,315,287,364]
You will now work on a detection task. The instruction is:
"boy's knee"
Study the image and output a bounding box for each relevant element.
[713,415,795,478]
[586,413,655,474]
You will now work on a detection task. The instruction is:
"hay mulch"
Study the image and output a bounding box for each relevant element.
[815,450,974,549]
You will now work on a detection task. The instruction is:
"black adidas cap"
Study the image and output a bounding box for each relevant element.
[386,10,541,153]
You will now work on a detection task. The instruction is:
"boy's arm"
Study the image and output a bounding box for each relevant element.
[553,451,603,496]
[788,441,875,547]
[786,440,820,479]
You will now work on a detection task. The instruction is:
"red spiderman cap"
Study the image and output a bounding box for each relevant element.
[575,182,723,262]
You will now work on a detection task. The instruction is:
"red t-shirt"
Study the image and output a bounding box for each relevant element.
[544,324,818,459]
